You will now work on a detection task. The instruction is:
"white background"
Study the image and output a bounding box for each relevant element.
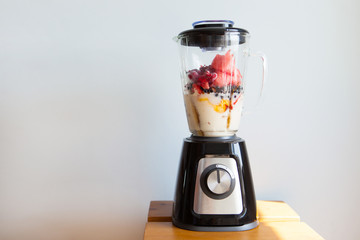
[1,0,359,239]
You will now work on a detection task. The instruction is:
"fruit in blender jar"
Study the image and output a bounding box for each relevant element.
[183,50,244,137]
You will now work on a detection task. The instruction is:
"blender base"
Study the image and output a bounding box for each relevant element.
[173,219,259,232]
[172,135,257,231]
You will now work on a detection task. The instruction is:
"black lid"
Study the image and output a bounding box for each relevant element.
[177,20,249,49]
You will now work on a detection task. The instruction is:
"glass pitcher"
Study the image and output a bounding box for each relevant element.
[174,20,267,137]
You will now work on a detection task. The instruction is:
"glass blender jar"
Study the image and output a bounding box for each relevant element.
[175,20,266,137]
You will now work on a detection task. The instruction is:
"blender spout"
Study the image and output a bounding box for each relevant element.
[173,36,180,43]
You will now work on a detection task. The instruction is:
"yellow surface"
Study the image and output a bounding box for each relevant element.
[147,200,300,223]
[144,201,324,240]
[144,221,324,240]
[257,200,300,222]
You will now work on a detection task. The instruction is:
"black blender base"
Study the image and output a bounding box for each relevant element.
[172,135,257,231]
[173,219,259,232]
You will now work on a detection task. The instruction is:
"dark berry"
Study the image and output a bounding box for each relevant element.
[186,65,217,90]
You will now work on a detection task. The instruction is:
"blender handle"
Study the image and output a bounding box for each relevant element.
[250,51,268,106]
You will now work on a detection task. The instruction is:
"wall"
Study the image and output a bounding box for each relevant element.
[0,0,359,239]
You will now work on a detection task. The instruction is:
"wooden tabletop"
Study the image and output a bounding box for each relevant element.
[144,200,324,240]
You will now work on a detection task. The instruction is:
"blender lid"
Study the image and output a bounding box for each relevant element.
[177,20,249,49]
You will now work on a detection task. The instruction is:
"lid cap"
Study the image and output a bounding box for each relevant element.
[193,20,234,28]
[177,20,249,50]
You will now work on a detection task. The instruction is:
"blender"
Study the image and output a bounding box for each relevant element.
[172,20,267,231]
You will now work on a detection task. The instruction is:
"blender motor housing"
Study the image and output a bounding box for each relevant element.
[172,136,258,231]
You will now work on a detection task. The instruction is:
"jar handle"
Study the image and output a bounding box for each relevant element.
[251,51,268,103]
[243,51,268,114]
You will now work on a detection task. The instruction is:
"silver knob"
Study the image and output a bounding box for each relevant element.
[200,164,235,199]
[207,169,232,195]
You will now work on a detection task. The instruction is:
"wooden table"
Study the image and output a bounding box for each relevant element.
[144,200,324,240]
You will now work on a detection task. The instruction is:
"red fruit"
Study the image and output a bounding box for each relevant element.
[188,70,199,80]
[200,82,210,89]
[187,65,217,90]
[212,72,230,87]
[211,50,236,73]
[232,68,242,85]
[211,72,217,80]
[193,84,203,94]
[210,50,242,87]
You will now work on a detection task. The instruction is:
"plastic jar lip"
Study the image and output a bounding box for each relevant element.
[192,20,235,28]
